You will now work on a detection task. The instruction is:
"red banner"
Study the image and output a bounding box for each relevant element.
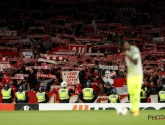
[36,73,56,79]
[69,44,87,54]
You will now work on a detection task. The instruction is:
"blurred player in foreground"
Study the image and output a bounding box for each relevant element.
[120,40,143,116]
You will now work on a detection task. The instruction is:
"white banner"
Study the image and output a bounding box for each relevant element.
[15,74,29,78]
[62,71,80,85]
[54,51,75,55]
[84,53,104,56]
[0,30,17,36]
[153,37,165,42]
[38,58,64,64]
[0,64,10,70]
[22,51,34,58]
[69,44,87,54]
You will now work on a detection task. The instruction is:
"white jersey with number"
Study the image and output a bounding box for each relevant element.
[125,45,143,77]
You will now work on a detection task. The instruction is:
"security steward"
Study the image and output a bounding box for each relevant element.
[79,81,97,103]
[59,82,71,103]
[1,84,14,103]
[15,85,29,103]
[140,83,150,103]
[36,86,49,103]
[158,85,165,103]
[108,89,120,103]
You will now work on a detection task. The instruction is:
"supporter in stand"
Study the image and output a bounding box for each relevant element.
[1,84,14,103]
[118,71,124,78]
[78,65,87,89]
[143,79,150,87]
[156,79,163,93]
[91,76,100,94]
[152,72,159,86]
[93,60,99,69]
[54,78,60,85]
[37,77,54,91]
[16,79,30,91]
[98,84,106,95]
[58,82,71,103]
[15,85,29,103]
[149,82,157,95]
[75,84,82,95]
[0,82,3,91]
[1,74,11,87]
[79,80,97,103]
[36,86,49,103]
[9,80,17,93]
[91,69,99,79]
[27,67,37,91]
[104,82,115,96]
[123,71,127,78]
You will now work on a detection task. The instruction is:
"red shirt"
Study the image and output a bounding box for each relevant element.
[92,73,99,79]
[10,85,17,93]
[91,80,100,94]
[1,77,11,86]
[75,84,82,94]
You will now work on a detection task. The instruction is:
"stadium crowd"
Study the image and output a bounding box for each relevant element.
[0,0,165,103]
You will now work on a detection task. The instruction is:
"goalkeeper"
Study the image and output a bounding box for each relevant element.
[120,40,143,116]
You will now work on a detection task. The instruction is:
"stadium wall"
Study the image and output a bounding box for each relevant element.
[39,103,165,110]
[0,103,165,111]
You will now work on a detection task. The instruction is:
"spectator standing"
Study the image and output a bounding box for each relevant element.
[149,82,157,95]
[91,76,100,94]
[156,79,163,93]
[27,67,37,91]
[152,72,159,86]
[104,82,115,96]
[37,77,54,91]
[118,71,124,78]
[1,74,11,87]
[78,65,87,88]
[92,69,99,79]
[0,82,3,91]
[9,80,17,93]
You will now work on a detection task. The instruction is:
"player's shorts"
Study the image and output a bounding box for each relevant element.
[127,75,143,95]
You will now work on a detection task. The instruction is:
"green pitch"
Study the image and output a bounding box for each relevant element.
[0,110,164,125]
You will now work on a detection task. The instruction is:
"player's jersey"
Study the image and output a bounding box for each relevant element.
[125,45,143,77]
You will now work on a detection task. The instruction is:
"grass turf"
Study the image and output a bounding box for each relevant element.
[0,110,164,125]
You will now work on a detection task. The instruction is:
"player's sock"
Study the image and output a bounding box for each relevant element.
[129,94,135,112]
[132,93,140,113]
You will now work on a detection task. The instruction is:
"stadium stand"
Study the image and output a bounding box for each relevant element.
[0,0,165,103]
